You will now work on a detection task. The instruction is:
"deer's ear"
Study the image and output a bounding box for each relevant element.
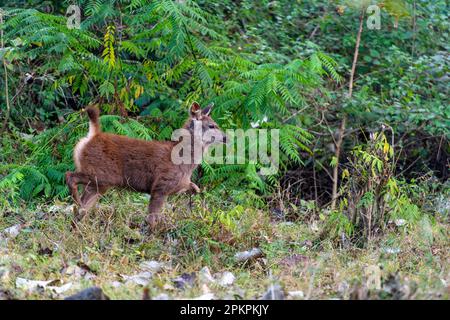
[202,103,214,116]
[190,101,202,119]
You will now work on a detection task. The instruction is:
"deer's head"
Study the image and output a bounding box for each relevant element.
[186,102,228,148]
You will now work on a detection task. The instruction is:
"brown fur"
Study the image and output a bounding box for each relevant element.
[66,102,226,230]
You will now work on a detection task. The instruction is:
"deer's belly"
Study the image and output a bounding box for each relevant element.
[171,176,192,194]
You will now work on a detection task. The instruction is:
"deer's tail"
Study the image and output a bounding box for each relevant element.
[86,104,101,135]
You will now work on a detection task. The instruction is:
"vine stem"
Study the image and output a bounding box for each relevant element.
[331,9,365,210]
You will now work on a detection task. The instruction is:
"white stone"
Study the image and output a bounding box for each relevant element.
[2,224,22,239]
[288,290,304,298]
[217,272,235,286]
[47,282,73,294]
[16,277,55,291]
[153,293,169,300]
[199,266,215,284]
[193,293,216,300]
[139,260,169,273]
[121,271,153,286]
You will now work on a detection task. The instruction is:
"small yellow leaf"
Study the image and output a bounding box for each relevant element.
[383,141,389,154]
[342,168,350,179]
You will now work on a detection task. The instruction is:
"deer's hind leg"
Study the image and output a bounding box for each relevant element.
[65,172,91,206]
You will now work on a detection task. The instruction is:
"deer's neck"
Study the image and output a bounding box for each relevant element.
[170,140,209,174]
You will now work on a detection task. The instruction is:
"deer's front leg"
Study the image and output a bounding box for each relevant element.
[146,193,167,231]
[190,182,201,193]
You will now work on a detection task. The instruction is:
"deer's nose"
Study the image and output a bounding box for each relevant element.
[222,135,228,144]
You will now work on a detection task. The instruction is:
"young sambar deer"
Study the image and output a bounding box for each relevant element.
[66,102,227,231]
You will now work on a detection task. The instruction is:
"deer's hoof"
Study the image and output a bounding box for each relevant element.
[146,214,161,230]
[145,214,169,235]
[190,182,201,193]
[74,208,88,222]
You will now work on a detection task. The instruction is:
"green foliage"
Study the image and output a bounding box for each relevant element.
[0,170,24,212]
[1,1,341,202]
[207,204,245,235]
[327,210,355,238]
[324,131,431,243]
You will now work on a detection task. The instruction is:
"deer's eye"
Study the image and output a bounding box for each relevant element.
[208,124,215,129]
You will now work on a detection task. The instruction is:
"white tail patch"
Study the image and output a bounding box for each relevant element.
[73,122,97,171]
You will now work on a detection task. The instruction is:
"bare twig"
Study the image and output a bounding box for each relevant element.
[412,1,417,58]
[1,12,11,134]
[331,10,365,210]
[309,24,320,39]
[282,106,308,123]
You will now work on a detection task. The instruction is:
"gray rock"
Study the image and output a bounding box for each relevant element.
[65,287,109,300]
[173,272,196,289]
[260,284,285,300]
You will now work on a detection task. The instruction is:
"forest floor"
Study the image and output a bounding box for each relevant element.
[0,191,449,300]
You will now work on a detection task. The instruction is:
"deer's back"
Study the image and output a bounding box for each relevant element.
[76,133,177,192]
